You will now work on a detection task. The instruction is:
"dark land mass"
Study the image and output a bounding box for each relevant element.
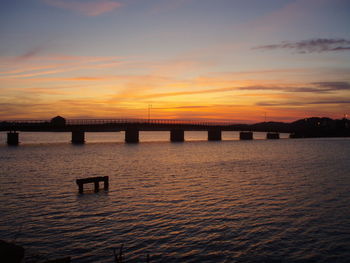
[239,117,350,138]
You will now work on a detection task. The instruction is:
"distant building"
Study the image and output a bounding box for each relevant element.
[50,116,66,125]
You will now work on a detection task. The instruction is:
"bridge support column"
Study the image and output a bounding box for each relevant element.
[125,128,139,143]
[208,129,222,141]
[72,131,85,144]
[170,129,184,142]
[240,131,253,140]
[7,132,19,146]
[266,132,280,139]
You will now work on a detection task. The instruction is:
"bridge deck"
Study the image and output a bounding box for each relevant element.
[1,119,285,144]
[0,119,245,132]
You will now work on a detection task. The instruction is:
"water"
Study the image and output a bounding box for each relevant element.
[0,132,349,262]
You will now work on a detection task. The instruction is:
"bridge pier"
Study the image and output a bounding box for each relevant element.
[7,132,19,146]
[267,132,280,139]
[170,129,184,142]
[208,129,222,141]
[240,131,253,140]
[125,128,139,143]
[72,131,85,144]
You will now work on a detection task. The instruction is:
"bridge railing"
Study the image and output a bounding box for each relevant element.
[0,120,49,124]
[65,118,233,126]
[1,119,235,127]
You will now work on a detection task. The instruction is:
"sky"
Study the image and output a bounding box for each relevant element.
[1,0,350,122]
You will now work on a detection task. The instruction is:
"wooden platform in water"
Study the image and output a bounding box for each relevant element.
[76,176,109,193]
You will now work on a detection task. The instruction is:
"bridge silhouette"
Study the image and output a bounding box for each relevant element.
[1,117,281,145]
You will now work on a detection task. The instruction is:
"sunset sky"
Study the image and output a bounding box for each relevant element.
[1,0,350,122]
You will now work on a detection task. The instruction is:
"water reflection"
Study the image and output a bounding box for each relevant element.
[0,137,349,262]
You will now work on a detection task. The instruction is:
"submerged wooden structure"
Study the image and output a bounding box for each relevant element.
[76,176,109,194]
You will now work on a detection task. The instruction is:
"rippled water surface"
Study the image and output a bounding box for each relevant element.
[0,132,349,262]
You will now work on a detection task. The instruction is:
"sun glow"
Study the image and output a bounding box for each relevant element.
[1,0,349,122]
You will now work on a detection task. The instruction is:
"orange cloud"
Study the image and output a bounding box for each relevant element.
[66,76,104,81]
[42,0,122,16]
[1,49,348,122]
[137,87,237,99]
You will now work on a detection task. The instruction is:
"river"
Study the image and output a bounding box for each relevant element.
[0,132,349,262]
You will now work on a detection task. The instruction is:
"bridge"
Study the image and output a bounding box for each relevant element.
[0,117,281,145]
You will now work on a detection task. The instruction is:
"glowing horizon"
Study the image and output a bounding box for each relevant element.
[1,0,350,123]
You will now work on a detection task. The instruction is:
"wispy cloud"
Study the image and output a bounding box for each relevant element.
[42,0,122,16]
[257,100,350,107]
[312,81,350,91]
[0,54,125,79]
[10,87,72,96]
[139,82,349,97]
[238,82,350,93]
[138,87,235,99]
[254,38,350,53]
[14,47,45,62]
[107,81,350,102]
